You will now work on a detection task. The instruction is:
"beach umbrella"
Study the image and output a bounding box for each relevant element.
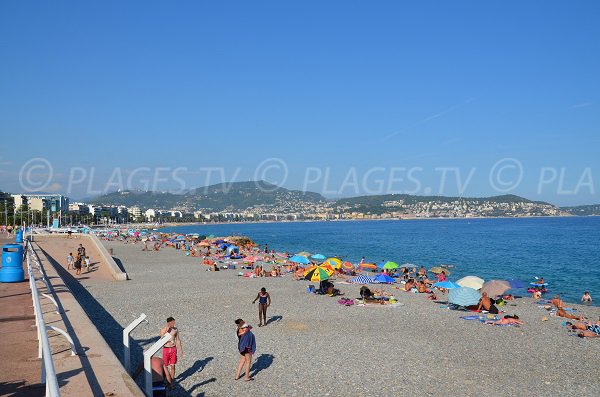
[433,281,461,289]
[373,273,395,283]
[207,234,215,239]
[430,266,451,275]
[349,274,375,284]
[318,263,336,274]
[324,258,342,268]
[382,261,399,270]
[506,279,526,289]
[296,251,312,257]
[481,280,511,297]
[304,266,331,282]
[289,255,310,265]
[341,261,354,270]
[311,254,326,261]
[448,287,481,307]
[456,276,485,290]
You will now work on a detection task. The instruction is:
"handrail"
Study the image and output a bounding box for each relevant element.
[143,333,173,396]
[25,239,61,396]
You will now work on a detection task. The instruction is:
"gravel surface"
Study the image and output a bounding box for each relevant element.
[41,240,600,396]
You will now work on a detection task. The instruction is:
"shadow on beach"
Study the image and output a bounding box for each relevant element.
[177,356,214,383]
[266,315,283,325]
[111,256,129,275]
[186,377,216,396]
[250,353,275,378]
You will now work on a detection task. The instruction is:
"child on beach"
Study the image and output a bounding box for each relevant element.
[252,287,271,327]
[67,253,74,270]
[85,256,91,272]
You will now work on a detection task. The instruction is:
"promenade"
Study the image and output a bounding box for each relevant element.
[0,236,144,396]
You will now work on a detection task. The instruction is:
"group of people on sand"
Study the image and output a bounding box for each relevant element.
[136,289,270,391]
[66,243,90,275]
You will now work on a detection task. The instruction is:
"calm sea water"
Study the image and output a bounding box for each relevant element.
[163,217,600,305]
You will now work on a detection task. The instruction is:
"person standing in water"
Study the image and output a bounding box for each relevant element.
[252,287,271,327]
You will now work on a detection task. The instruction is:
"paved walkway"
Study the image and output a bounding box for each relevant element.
[0,236,144,396]
[0,238,44,396]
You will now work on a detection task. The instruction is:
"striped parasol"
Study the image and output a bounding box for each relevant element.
[304,265,332,282]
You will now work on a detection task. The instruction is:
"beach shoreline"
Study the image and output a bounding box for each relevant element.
[35,236,600,396]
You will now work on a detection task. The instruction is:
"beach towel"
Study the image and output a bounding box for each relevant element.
[460,315,481,320]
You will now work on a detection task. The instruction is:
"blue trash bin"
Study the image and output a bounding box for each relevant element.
[15,229,24,244]
[0,244,25,282]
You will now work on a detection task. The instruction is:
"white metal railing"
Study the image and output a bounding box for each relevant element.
[25,239,61,396]
[143,333,173,396]
[123,313,148,373]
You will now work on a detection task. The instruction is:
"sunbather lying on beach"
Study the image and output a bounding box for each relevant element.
[556,307,582,320]
[485,315,524,326]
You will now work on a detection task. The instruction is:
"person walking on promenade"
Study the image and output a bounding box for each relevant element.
[252,287,271,327]
[85,256,91,272]
[67,252,74,271]
[160,317,183,390]
[74,253,83,275]
[77,244,86,260]
[234,319,256,381]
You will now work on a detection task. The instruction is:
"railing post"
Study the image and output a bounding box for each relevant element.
[143,333,173,396]
[123,313,147,373]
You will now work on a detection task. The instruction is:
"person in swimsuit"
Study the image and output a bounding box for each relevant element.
[252,287,271,327]
[160,317,183,390]
[485,315,524,326]
[478,292,499,314]
[581,291,593,304]
[234,319,256,381]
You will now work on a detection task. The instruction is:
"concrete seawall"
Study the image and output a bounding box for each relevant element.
[32,233,128,281]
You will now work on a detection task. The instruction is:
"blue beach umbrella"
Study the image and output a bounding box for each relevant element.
[311,254,326,261]
[289,255,310,265]
[433,281,461,289]
[349,275,375,284]
[448,287,481,307]
[373,273,395,284]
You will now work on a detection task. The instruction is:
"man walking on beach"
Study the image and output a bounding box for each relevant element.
[160,317,183,389]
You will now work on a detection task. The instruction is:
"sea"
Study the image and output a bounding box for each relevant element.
[162,217,600,305]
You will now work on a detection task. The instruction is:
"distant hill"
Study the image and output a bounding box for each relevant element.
[180,180,325,211]
[89,190,182,208]
[90,181,326,211]
[335,193,549,207]
[561,204,600,216]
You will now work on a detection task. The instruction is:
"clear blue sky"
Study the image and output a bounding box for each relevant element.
[1,1,598,205]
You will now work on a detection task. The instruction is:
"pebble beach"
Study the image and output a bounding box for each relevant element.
[37,238,600,396]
